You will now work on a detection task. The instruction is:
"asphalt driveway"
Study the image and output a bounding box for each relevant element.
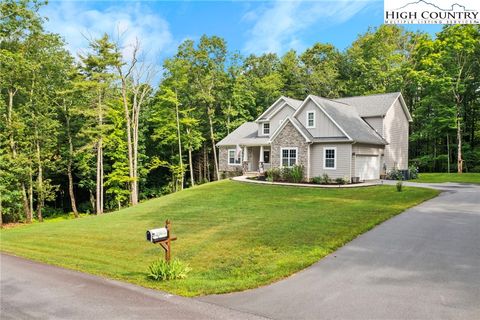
[0,254,265,320]
[200,182,480,319]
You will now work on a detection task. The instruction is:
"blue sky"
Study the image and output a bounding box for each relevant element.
[41,1,443,68]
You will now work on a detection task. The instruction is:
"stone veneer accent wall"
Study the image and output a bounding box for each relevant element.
[218,146,242,173]
[270,121,308,175]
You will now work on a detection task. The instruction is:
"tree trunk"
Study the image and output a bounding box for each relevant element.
[132,99,140,204]
[89,190,95,214]
[456,114,463,174]
[131,118,139,204]
[203,146,208,182]
[21,183,31,222]
[188,148,195,187]
[198,154,202,184]
[207,107,219,180]
[35,134,43,222]
[96,137,103,214]
[447,133,450,173]
[28,167,33,222]
[206,148,211,181]
[96,93,104,214]
[65,104,78,217]
[175,97,184,191]
[67,163,78,217]
[8,88,31,221]
[120,78,136,206]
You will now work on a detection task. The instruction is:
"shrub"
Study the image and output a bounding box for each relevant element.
[386,168,403,180]
[276,165,305,183]
[321,173,331,184]
[289,165,304,183]
[311,176,322,184]
[408,165,418,179]
[281,167,292,181]
[265,168,281,182]
[147,258,191,281]
[335,177,346,185]
[396,180,403,192]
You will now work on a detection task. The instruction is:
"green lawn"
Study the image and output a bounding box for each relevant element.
[0,180,438,296]
[414,173,480,184]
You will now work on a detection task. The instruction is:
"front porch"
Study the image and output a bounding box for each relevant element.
[241,145,271,173]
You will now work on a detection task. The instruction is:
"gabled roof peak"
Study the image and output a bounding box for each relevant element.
[268,116,312,143]
[256,96,302,121]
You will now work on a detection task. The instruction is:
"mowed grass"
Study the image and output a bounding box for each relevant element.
[415,172,480,184]
[0,180,438,296]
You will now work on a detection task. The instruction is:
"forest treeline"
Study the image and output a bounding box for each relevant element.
[1,1,479,224]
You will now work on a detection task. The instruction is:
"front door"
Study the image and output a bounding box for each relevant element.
[263,150,270,164]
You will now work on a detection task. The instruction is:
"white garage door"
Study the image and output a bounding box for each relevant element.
[355,156,380,180]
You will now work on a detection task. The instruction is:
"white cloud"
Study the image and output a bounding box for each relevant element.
[41,1,174,65]
[243,0,373,54]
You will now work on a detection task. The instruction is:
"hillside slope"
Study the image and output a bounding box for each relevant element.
[1,180,438,296]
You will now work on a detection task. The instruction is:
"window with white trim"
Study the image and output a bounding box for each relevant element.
[262,123,270,135]
[228,149,242,165]
[307,111,315,128]
[281,148,297,167]
[324,147,336,169]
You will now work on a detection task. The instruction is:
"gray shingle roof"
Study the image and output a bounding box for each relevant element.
[257,96,303,121]
[216,122,269,146]
[218,93,404,147]
[310,96,387,145]
[282,97,303,109]
[334,92,401,118]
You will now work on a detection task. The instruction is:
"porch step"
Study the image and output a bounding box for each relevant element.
[244,171,261,177]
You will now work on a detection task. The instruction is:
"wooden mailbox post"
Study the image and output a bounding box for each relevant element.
[157,220,177,262]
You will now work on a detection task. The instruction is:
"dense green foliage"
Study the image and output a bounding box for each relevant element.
[147,258,191,281]
[1,1,479,223]
[0,180,439,295]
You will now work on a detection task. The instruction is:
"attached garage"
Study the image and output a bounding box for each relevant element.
[355,155,380,180]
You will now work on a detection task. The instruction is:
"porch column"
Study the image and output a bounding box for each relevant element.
[259,145,264,173]
[243,146,248,173]
[307,143,311,181]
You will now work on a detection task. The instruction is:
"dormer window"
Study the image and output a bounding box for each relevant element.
[307,111,315,128]
[262,123,270,135]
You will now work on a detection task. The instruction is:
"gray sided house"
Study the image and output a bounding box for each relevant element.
[217,93,412,181]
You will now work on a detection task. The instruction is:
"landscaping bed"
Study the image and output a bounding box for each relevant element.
[247,175,364,186]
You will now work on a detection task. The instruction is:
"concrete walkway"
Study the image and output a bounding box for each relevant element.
[200,182,480,319]
[232,175,380,188]
[0,254,266,320]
